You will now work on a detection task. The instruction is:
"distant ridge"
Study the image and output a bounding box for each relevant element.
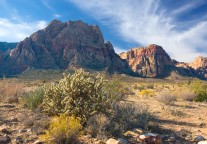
[0,42,17,51]
[120,44,207,79]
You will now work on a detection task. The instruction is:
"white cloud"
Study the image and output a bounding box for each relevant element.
[114,46,126,54]
[0,18,47,42]
[69,0,207,62]
[42,0,55,11]
[53,14,62,18]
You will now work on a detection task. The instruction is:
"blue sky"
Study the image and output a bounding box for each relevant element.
[0,0,207,62]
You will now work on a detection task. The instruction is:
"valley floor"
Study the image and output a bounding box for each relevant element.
[0,73,207,144]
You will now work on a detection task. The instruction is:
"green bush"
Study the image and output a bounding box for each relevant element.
[42,69,113,121]
[190,81,207,102]
[21,88,44,111]
[194,90,207,102]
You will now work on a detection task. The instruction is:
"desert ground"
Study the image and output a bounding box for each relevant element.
[0,70,206,144]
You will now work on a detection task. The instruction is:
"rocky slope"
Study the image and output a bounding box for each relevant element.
[119,45,207,79]
[0,42,17,52]
[0,42,18,76]
[189,56,207,79]
[119,44,173,77]
[1,20,133,76]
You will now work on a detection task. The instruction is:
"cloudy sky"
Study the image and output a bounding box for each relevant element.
[0,0,207,62]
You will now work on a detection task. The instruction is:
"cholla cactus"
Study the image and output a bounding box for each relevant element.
[42,69,112,121]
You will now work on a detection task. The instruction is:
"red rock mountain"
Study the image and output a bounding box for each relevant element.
[189,56,207,79]
[119,44,173,77]
[1,20,133,76]
[1,20,207,80]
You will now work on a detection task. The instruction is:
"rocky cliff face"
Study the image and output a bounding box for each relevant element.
[0,42,17,52]
[189,56,207,79]
[119,44,173,77]
[0,42,18,76]
[2,20,132,76]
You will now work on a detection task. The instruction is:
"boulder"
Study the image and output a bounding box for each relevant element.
[194,135,206,142]
[198,141,207,144]
[139,133,162,144]
[106,138,128,144]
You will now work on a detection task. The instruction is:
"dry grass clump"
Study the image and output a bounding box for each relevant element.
[178,90,196,101]
[133,84,145,91]
[0,79,25,103]
[85,102,151,139]
[166,106,185,117]
[85,114,108,140]
[156,91,176,105]
[21,88,44,111]
[106,102,150,137]
[145,84,154,89]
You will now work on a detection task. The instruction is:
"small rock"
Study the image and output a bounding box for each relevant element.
[198,141,207,144]
[19,129,27,133]
[139,133,162,144]
[33,140,43,144]
[179,129,188,137]
[185,134,192,141]
[0,104,15,108]
[133,128,143,134]
[14,136,24,144]
[9,117,18,122]
[95,140,106,144]
[117,138,128,144]
[123,131,139,138]
[168,136,176,142]
[199,123,206,128]
[0,135,8,142]
[106,138,119,144]
[194,135,206,142]
[0,125,10,134]
[27,129,32,133]
[84,134,92,138]
[106,138,128,144]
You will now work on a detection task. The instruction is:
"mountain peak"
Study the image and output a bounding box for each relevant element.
[0,19,133,76]
[119,44,173,77]
[189,56,207,70]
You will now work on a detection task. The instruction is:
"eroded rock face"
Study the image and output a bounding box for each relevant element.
[2,20,132,76]
[119,44,173,77]
[172,60,196,77]
[189,56,207,79]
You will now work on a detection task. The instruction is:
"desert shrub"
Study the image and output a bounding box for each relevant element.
[190,81,207,102]
[134,84,145,91]
[0,80,25,103]
[146,84,154,89]
[123,87,135,95]
[42,69,113,121]
[21,88,44,111]
[156,91,176,105]
[140,89,154,97]
[41,115,81,144]
[178,90,196,101]
[85,114,108,140]
[194,90,207,102]
[168,107,185,117]
[106,102,150,137]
